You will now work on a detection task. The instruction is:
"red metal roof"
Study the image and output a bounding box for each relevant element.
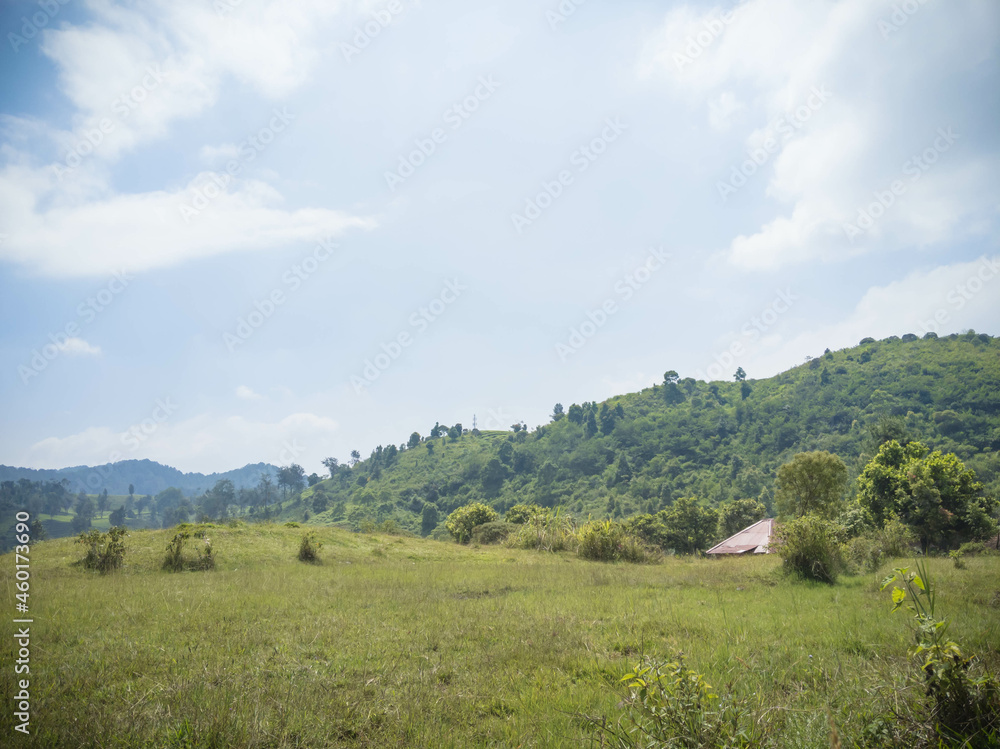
[705,518,775,555]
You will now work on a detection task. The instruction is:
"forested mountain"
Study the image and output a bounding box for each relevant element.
[303,332,1000,535]
[0,459,278,496]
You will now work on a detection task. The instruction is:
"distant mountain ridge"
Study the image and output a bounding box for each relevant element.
[0,459,279,496]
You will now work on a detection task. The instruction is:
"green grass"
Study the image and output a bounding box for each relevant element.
[2,524,998,747]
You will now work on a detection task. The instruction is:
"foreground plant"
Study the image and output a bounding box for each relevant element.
[881,562,1000,745]
[585,651,762,748]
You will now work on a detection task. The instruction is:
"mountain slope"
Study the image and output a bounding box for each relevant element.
[302,332,1000,534]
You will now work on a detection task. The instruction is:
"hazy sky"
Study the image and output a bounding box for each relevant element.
[1,0,998,475]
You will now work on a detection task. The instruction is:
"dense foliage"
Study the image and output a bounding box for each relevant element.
[299,333,1000,544]
[857,440,998,552]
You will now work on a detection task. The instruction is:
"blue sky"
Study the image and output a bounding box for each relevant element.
[1,0,998,475]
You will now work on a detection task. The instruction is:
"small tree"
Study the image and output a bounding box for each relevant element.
[775,451,849,519]
[322,457,339,478]
[567,404,584,424]
[480,458,508,496]
[445,503,499,544]
[659,497,718,554]
[718,498,767,538]
[421,503,439,536]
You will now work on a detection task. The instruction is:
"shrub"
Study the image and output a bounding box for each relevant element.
[879,517,916,557]
[298,532,322,562]
[162,533,185,572]
[191,537,215,570]
[846,533,885,574]
[773,515,846,583]
[505,503,544,524]
[950,550,966,569]
[585,651,763,748]
[163,532,215,572]
[77,526,127,573]
[471,521,515,545]
[445,503,500,544]
[957,541,986,557]
[577,520,655,563]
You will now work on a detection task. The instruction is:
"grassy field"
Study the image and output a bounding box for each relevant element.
[2,524,998,747]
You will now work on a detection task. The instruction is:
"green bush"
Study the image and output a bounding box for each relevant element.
[445,503,500,544]
[471,521,515,545]
[846,533,885,574]
[957,541,987,557]
[77,526,127,573]
[298,532,322,562]
[879,517,916,557]
[577,520,655,563]
[586,651,763,748]
[773,515,846,583]
[505,503,544,524]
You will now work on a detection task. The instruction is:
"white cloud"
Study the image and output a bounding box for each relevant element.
[707,91,744,132]
[0,162,375,277]
[0,0,370,278]
[742,255,1000,376]
[21,411,340,474]
[38,0,348,159]
[199,143,241,164]
[58,337,102,356]
[640,0,1000,270]
[236,385,262,400]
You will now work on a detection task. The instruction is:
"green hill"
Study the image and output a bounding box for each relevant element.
[301,332,1000,535]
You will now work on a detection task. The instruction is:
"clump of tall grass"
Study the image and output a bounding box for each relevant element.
[576,519,657,563]
[505,508,578,552]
